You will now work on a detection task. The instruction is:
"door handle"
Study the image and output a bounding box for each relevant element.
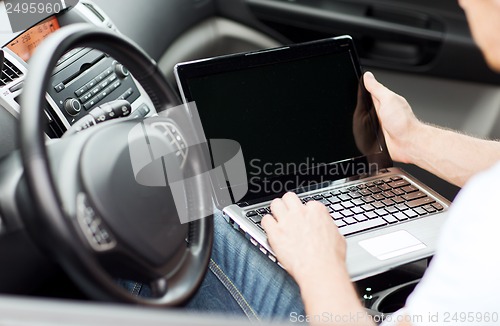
[247,0,444,41]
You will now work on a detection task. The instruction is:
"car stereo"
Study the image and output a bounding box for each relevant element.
[46,48,142,125]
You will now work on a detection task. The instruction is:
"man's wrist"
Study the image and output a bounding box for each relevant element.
[401,120,428,165]
[295,262,352,297]
[292,256,347,288]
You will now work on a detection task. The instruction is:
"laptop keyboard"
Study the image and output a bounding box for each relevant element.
[245,176,444,237]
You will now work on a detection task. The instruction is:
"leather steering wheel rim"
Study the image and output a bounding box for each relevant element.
[19,24,213,306]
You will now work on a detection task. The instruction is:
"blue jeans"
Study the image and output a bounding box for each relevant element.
[119,210,305,322]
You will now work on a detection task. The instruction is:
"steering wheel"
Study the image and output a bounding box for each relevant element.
[18,24,213,306]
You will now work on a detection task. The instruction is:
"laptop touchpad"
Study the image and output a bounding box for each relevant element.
[359,230,427,261]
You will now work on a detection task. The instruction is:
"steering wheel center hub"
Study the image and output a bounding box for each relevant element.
[79,122,188,266]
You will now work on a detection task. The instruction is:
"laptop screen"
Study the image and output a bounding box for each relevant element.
[176,37,390,204]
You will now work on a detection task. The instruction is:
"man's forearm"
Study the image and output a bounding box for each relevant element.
[298,269,374,326]
[406,123,500,187]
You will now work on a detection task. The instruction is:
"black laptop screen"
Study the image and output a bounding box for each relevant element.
[179,38,387,204]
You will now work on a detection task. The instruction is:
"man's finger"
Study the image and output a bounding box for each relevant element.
[306,200,329,215]
[364,71,394,103]
[270,198,287,220]
[281,192,303,210]
[261,214,278,234]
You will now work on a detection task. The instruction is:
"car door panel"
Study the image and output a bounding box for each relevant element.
[245,0,500,85]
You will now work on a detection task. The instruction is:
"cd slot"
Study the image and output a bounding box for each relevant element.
[52,48,93,76]
[62,54,107,87]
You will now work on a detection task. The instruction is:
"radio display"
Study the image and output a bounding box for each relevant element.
[7,16,60,62]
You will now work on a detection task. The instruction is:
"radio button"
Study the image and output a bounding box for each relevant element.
[99,79,110,90]
[84,96,101,111]
[91,86,101,96]
[64,98,82,116]
[85,78,98,90]
[84,103,93,111]
[100,88,110,99]
[117,88,133,101]
[95,74,105,83]
[96,69,111,82]
[124,88,133,99]
[75,86,88,97]
[96,68,113,82]
[108,74,118,83]
[54,83,65,93]
[80,92,93,103]
[111,80,121,90]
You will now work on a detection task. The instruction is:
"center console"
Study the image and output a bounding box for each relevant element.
[0,1,156,138]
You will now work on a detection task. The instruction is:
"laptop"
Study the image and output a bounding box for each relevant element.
[174,36,450,281]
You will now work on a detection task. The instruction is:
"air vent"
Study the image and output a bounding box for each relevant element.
[0,58,24,87]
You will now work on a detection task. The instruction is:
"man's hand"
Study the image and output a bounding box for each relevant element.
[261,192,346,285]
[364,71,500,187]
[363,72,422,164]
[262,193,372,325]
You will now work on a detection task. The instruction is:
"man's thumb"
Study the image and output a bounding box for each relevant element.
[364,71,389,101]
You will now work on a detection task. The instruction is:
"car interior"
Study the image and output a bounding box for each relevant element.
[1,0,499,324]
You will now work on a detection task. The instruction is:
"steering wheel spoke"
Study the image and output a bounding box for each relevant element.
[150,276,169,298]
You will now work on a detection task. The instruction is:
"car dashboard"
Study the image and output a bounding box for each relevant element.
[0,0,161,296]
[0,1,156,139]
